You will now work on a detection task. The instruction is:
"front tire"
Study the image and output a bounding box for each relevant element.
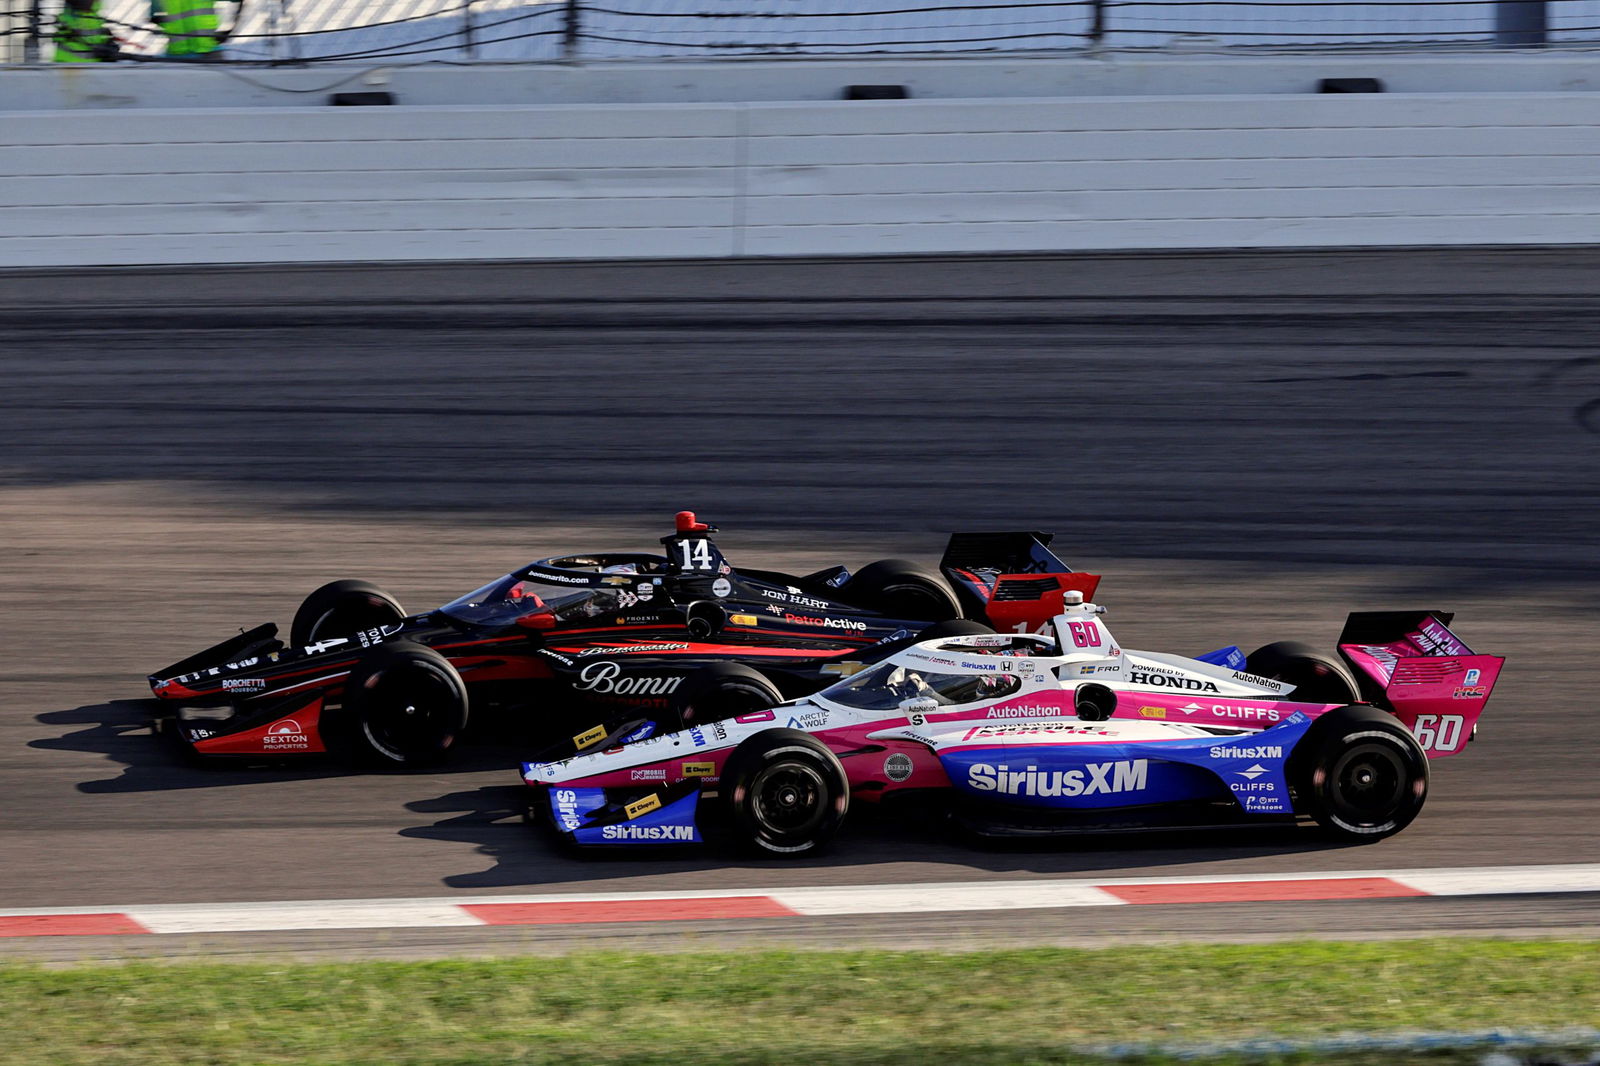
[291,579,406,648]
[719,729,849,856]
[331,642,468,768]
[1291,705,1428,842]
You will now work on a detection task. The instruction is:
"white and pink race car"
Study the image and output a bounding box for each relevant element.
[521,595,1502,855]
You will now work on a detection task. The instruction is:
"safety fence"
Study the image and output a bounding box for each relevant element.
[3,0,1598,64]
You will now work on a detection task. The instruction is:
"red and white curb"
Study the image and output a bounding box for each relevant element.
[3,863,1598,939]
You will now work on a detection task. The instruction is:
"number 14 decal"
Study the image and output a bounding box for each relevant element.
[675,539,714,570]
[1067,620,1102,648]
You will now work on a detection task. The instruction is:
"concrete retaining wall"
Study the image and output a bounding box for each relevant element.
[7,90,1600,266]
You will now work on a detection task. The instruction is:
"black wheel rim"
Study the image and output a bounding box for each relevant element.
[310,601,399,644]
[750,760,828,838]
[1325,741,1407,827]
[361,662,459,760]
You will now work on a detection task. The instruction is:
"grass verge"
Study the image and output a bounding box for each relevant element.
[2,939,1597,1065]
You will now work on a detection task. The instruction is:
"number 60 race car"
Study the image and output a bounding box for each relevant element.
[521,596,1503,854]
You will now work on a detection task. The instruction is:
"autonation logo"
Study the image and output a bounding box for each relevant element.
[600,824,694,841]
[966,759,1147,798]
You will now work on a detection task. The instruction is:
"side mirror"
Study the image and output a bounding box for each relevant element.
[1075,683,1117,722]
[898,695,939,726]
[685,601,725,639]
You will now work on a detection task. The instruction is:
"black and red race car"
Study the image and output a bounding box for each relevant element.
[149,512,1096,767]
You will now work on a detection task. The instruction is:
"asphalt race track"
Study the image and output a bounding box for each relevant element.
[2,248,1598,959]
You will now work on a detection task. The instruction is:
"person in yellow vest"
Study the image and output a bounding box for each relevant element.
[53,0,120,62]
[150,0,243,59]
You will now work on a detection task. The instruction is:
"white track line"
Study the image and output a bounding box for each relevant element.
[3,863,1598,938]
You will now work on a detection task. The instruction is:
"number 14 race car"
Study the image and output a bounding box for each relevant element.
[522,596,1503,854]
[148,514,1095,767]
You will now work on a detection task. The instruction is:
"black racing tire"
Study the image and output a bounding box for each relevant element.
[915,619,994,641]
[719,728,849,856]
[844,559,961,623]
[291,579,406,648]
[1245,640,1361,705]
[330,642,468,768]
[674,663,782,726]
[1290,705,1428,842]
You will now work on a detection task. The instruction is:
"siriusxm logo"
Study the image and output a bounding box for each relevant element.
[967,760,1148,798]
[553,789,581,831]
[600,824,694,841]
[1209,745,1283,760]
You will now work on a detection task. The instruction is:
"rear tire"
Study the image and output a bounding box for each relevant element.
[291,580,405,648]
[674,663,781,726]
[1291,705,1428,842]
[844,559,961,623]
[331,642,468,768]
[914,619,994,641]
[1246,640,1360,705]
[719,729,849,856]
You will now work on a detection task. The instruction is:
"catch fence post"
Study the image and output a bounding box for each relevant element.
[1495,1,1547,46]
[1087,0,1106,48]
[562,0,579,59]
[24,0,43,62]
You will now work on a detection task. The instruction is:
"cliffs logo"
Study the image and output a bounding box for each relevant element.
[263,719,309,749]
[1129,670,1219,693]
[966,759,1148,798]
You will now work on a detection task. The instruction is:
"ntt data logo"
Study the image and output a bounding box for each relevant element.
[966,759,1148,798]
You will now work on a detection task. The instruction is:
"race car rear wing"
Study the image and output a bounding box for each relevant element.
[939,532,1099,634]
[1337,611,1505,759]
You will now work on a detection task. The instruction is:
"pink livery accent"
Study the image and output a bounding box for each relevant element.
[1339,613,1504,759]
[1107,692,1344,729]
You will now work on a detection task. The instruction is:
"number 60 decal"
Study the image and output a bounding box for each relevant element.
[1067,620,1102,648]
[1412,713,1465,752]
